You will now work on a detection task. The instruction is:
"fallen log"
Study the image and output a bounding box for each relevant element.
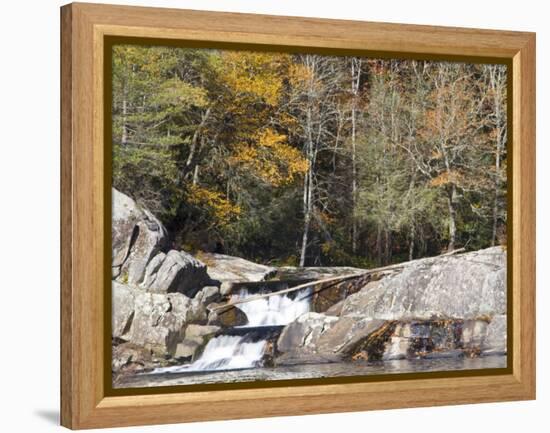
[211,248,466,313]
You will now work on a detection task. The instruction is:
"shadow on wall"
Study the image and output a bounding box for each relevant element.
[34,409,58,425]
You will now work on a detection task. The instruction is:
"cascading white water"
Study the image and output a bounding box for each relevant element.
[152,336,267,373]
[232,288,312,327]
[151,285,312,374]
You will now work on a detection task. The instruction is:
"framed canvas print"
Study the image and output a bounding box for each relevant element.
[60,2,536,429]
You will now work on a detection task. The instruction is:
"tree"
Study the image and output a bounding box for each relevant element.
[483,64,507,245]
[402,62,488,251]
[286,54,346,265]
[112,45,508,266]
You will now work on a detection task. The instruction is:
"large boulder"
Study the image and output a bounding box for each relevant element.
[315,316,386,355]
[194,286,222,306]
[112,188,168,284]
[141,250,209,297]
[275,312,385,365]
[275,248,507,365]
[126,292,190,356]
[199,253,277,284]
[311,274,372,313]
[277,312,339,354]
[340,247,506,321]
[377,320,463,361]
[206,303,248,327]
[371,317,506,361]
[112,282,136,339]
[112,282,214,358]
[174,324,220,360]
[481,314,507,355]
[112,342,156,375]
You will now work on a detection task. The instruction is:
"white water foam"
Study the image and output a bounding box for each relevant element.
[232,288,312,327]
[152,335,267,374]
[151,286,312,374]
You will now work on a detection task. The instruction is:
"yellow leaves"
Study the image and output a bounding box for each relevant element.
[187,185,241,226]
[219,51,289,106]
[289,63,314,88]
[279,112,299,130]
[430,170,463,187]
[213,52,309,188]
[256,128,286,148]
[321,241,335,254]
[228,128,309,187]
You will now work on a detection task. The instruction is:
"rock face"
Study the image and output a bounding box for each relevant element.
[112,188,168,283]
[206,304,248,327]
[311,274,372,313]
[112,342,155,375]
[275,247,507,365]
[200,253,277,283]
[368,316,505,361]
[112,282,136,339]
[112,280,213,363]
[195,286,221,306]
[125,291,190,356]
[275,312,386,365]
[340,247,506,320]
[174,324,221,360]
[141,250,209,297]
[481,314,507,355]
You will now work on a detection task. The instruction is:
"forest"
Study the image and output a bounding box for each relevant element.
[112,45,507,268]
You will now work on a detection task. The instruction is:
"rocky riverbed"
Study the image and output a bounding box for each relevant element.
[111,188,507,388]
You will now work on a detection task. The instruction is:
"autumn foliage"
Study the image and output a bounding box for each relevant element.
[112,46,507,266]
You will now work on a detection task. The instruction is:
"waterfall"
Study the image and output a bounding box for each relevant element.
[151,284,312,374]
[232,287,312,327]
[153,336,267,373]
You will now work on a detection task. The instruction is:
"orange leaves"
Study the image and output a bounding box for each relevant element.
[429,170,463,187]
[430,149,443,160]
[228,128,309,187]
[187,185,241,226]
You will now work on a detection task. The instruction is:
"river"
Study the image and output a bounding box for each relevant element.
[115,355,506,388]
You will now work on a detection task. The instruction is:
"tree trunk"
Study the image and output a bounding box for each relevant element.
[192,164,200,186]
[350,58,361,254]
[491,67,504,246]
[384,230,392,264]
[376,225,382,265]
[351,105,358,254]
[299,166,312,266]
[491,144,501,246]
[299,104,315,267]
[121,84,128,145]
[447,184,457,251]
[408,223,415,261]
[184,107,211,181]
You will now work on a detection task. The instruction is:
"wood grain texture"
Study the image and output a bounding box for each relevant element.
[60,2,536,429]
[60,4,73,428]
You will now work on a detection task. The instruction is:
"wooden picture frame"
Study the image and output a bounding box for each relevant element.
[60,2,536,429]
